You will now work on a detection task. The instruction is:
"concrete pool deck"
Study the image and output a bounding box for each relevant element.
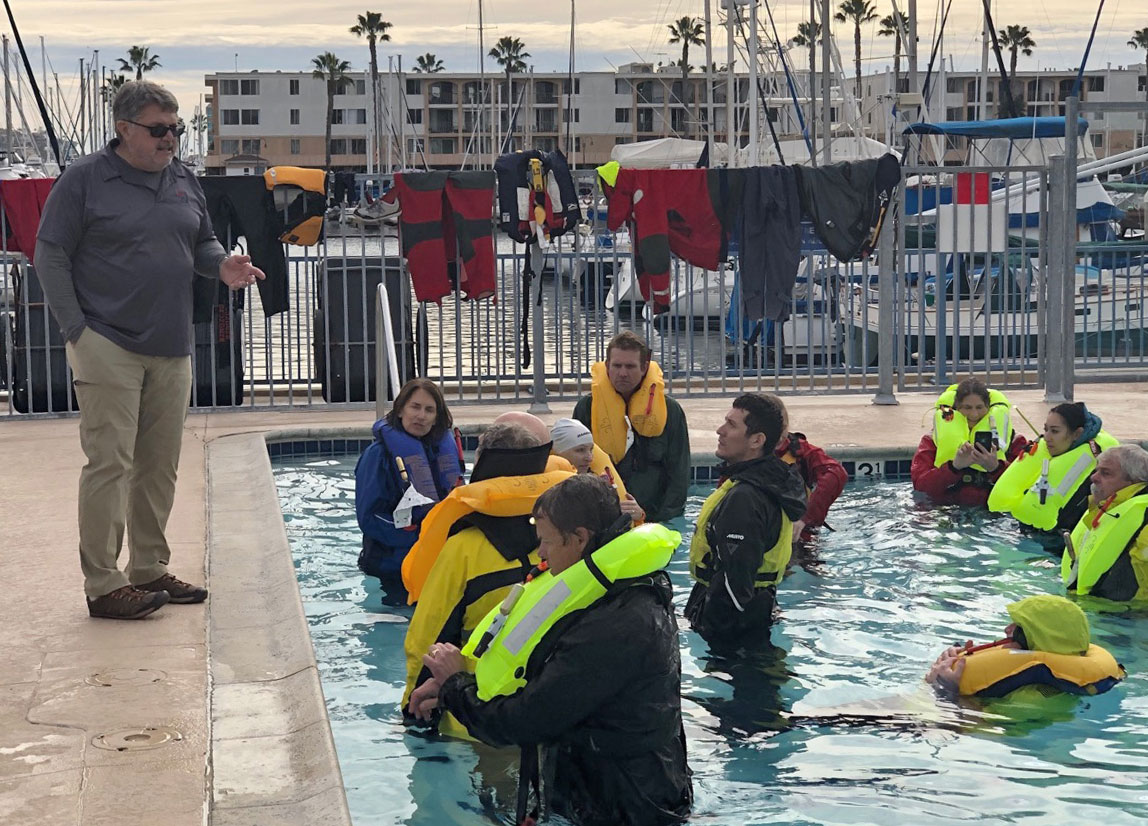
[2,382,1147,825]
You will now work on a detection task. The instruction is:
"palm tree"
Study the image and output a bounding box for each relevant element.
[789,21,823,48]
[998,25,1035,86]
[117,46,161,80]
[350,12,392,170]
[189,112,209,156]
[414,53,445,73]
[878,11,909,92]
[312,52,352,169]
[998,25,1035,117]
[667,16,704,136]
[1129,28,1148,104]
[488,36,530,151]
[834,0,878,101]
[101,73,127,103]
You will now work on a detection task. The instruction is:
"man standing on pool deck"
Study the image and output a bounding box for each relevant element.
[685,393,806,643]
[35,80,265,620]
[573,331,691,522]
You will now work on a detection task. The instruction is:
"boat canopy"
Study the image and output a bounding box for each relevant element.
[903,117,1090,140]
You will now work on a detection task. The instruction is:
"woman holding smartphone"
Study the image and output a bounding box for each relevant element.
[911,377,1029,506]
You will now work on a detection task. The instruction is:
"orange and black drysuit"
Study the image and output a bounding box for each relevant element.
[601,167,739,312]
[383,171,496,304]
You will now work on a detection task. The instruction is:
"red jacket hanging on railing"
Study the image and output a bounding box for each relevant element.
[600,167,734,313]
[0,178,55,264]
[383,171,496,304]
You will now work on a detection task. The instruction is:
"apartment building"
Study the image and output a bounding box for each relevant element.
[203,63,828,173]
[857,64,1147,162]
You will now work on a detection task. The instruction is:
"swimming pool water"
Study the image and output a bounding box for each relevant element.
[273,456,1148,825]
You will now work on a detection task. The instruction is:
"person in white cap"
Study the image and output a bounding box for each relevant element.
[550,418,645,523]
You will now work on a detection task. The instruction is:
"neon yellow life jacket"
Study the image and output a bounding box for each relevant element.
[689,479,792,589]
[958,644,1125,698]
[1063,484,1148,597]
[932,384,1012,471]
[464,522,680,701]
[987,432,1119,531]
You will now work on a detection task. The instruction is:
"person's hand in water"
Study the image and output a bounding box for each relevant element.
[926,643,971,693]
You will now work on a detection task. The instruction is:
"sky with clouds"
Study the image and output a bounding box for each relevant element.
[7,0,1147,115]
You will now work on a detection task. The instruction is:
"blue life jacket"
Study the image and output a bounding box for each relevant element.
[354,421,462,559]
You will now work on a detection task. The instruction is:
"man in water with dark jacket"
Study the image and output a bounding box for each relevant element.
[409,474,692,826]
[686,393,807,643]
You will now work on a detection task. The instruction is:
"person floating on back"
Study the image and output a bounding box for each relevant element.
[925,594,1125,699]
[572,331,691,523]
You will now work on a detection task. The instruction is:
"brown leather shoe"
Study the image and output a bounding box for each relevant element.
[87,586,170,620]
[136,573,208,604]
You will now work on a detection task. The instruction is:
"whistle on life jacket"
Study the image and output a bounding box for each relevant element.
[395,455,410,485]
[528,157,548,245]
[471,578,529,657]
[940,405,955,422]
[1036,458,1051,505]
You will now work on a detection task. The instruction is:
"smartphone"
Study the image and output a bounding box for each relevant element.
[973,431,997,452]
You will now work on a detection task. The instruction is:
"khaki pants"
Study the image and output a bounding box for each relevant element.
[66,329,192,599]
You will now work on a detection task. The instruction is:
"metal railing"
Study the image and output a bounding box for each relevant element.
[3,146,1145,418]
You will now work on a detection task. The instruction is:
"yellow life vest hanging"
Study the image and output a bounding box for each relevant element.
[689,479,793,588]
[589,360,668,464]
[1063,484,1148,597]
[931,384,1013,471]
[957,644,1125,698]
[400,469,575,602]
[264,166,327,246]
[988,432,1119,531]
[465,523,681,701]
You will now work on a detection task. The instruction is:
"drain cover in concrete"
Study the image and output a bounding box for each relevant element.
[92,726,183,752]
[86,668,167,687]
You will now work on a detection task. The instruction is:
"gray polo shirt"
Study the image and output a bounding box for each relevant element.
[35,141,226,357]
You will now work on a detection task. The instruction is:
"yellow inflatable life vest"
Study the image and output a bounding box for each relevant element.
[932,384,1012,472]
[957,643,1125,698]
[690,479,792,588]
[1063,484,1148,597]
[465,522,680,701]
[264,166,327,246]
[589,443,630,501]
[589,360,668,464]
[988,432,1119,531]
[401,469,575,602]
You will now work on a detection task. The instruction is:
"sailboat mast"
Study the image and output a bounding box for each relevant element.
[566,0,574,159]
[726,2,735,165]
[809,0,817,165]
[748,0,758,162]
[703,0,714,159]
[820,0,830,163]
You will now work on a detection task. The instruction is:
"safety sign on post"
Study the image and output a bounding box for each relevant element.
[937,172,1007,254]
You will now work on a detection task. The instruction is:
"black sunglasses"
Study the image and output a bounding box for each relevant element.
[125,119,185,138]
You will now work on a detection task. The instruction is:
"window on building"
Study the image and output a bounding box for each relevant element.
[240,79,259,95]
[562,79,581,95]
[637,109,654,133]
[615,107,631,123]
[615,136,632,145]
[289,78,300,95]
[290,109,300,125]
[1087,76,1105,92]
[946,77,961,93]
[354,79,366,95]
[572,108,579,123]
[1091,132,1104,148]
[330,109,345,125]
[350,138,367,154]
[429,137,458,154]
[574,136,582,151]
[406,78,421,95]
[615,79,630,95]
[1139,76,1146,93]
[330,138,348,154]
[353,108,368,124]
[241,139,261,154]
[221,109,239,125]
[240,109,259,125]
[290,138,301,154]
[221,139,239,155]
[407,138,422,156]
[408,109,422,124]
[219,79,239,95]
